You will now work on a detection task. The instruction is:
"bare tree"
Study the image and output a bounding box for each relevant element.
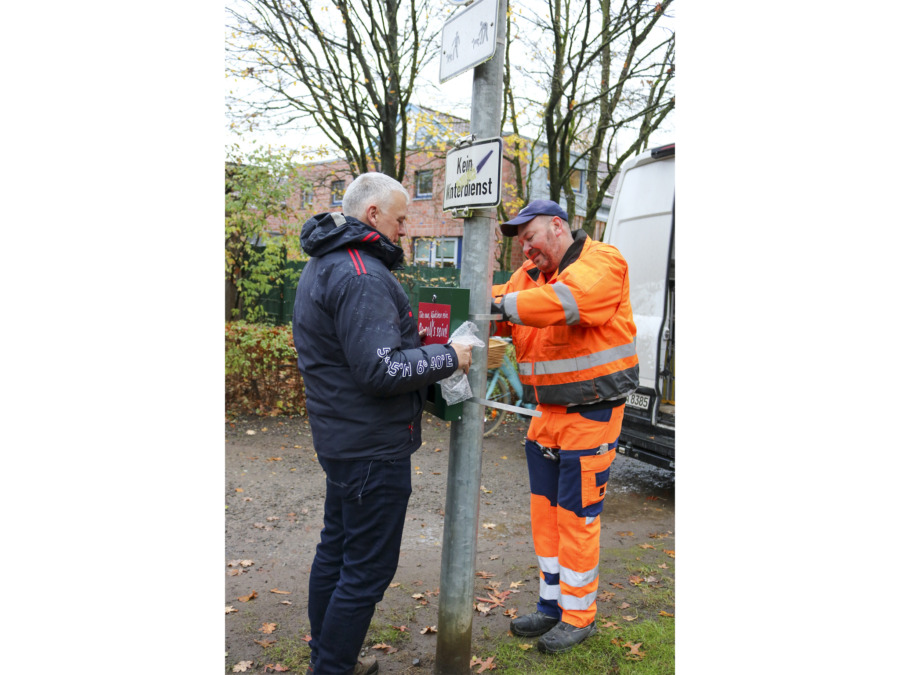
[504,0,675,232]
[226,0,445,179]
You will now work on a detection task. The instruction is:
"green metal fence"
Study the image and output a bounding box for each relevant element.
[257,263,514,326]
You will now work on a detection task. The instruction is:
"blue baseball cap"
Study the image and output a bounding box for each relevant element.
[500,199,568,236]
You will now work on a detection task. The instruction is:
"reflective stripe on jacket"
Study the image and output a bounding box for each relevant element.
[492,231,638,406]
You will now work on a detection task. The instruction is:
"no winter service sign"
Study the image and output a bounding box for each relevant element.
[443,137,503,212]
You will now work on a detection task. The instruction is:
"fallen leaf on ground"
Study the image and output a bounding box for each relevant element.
[482,522,496,529]
[472,655,496,672]
[302,634,312,642]
[518,643,532,650]
[238,591,259,602]
[267,457,282,462]
[225,606,237,614]
[267,516,279,522]
[235,488,244,493]
[619,602,630,610]
[659,610,674,618]
[389,583,400,588]
[390,625,408,632]
[509,580,525,589]
[598,591,615,601]
[489,554,499,560]
[644,575,660,584]
[259,622,277,634]
[628,575,643,586]
[504,608,518,619]
[658,562,669,569]
[420,625,437,634]
[233,661,253,673]
[617,531,634,537]
[411,593,425,600]
[280,601,292,605]
[649,531,670,538]
[638,543,655,549]
[475,570,494,579]
[372,643,399,654]
[270,589,291,595]
[246,430,256,435]
[664,549,675,558]
[263,665,289,672]
[610,582,625,589]
[228,569,244,577]
[254,639,276,647]
[602,621,620,629]
[623,615,637,621]
[624,641,645,660]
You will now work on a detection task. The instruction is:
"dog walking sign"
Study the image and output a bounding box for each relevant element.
[443,137,503,212]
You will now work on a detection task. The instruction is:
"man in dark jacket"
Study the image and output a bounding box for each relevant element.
[292,172,472,675]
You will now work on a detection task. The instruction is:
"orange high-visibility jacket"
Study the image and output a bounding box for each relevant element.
[492,232,639,407]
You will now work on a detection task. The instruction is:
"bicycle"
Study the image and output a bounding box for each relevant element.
[482,337,536,437]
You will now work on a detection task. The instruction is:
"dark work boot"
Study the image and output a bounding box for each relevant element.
[510,611,559,637]
[537,620,598,653]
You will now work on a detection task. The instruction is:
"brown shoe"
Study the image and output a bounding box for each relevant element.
[307,655,378,675]
[354,656,378,675]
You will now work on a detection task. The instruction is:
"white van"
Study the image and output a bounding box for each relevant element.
[602,143,675,470]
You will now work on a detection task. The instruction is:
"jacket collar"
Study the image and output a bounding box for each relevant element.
[557,229,588,274]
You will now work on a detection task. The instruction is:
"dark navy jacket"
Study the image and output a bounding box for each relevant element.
[292,211,458,461]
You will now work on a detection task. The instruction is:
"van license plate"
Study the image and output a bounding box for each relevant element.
[626,393,650,410]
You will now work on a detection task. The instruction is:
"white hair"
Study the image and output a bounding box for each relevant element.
[341,172,410,220]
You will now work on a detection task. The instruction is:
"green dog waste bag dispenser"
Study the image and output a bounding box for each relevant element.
[416,286,470,421]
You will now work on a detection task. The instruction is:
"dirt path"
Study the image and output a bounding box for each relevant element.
[225,413,674,673]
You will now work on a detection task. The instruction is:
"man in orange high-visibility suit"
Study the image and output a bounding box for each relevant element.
[490,199,639,654]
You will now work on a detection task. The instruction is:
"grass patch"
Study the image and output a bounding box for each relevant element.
[259,633,312,672]
[470,616,674,674]
[367,619,413,647]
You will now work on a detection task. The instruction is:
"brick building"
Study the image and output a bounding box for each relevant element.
[285,106,616,272]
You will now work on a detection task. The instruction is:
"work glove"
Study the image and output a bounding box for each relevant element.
[490,298,509,322]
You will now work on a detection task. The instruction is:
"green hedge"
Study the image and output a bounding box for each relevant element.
[225,321,305,416]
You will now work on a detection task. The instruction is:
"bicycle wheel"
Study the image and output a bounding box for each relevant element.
[483,372,511,437]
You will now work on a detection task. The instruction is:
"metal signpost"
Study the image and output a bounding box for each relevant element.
[435,0,508,672]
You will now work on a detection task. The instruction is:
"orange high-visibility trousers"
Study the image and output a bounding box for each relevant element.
[524,404,624,628]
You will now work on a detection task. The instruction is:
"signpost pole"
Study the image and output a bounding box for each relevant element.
[435,1,507,672]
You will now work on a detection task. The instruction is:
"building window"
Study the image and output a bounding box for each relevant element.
[413,237,460,268]
[331,180,345,205]
[569,169,584,193]
[415,170,434,199]
[302,188,314,209]
[546,169,584,193]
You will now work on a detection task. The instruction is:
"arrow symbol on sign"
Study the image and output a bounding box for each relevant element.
[476,149,494,173]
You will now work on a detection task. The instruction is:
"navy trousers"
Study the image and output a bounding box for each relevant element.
[308,455,412,675]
